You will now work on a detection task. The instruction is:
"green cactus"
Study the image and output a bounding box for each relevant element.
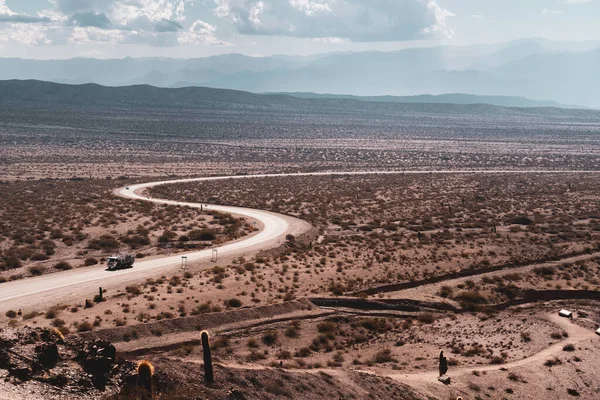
[201,331,214,383]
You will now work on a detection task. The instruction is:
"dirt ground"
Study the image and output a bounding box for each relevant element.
[3,172,600,398]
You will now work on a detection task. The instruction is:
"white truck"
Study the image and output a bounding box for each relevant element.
[106,254,135,271]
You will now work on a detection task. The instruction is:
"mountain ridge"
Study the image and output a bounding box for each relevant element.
[1,80,597,120]
[0,39,598,107]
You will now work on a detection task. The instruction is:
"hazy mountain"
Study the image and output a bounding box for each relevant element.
[1,80,597,121]
[269,92,573,108]
[0,39,598,107]
[0,54,318,86]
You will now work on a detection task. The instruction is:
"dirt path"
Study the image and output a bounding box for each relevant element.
[384,313,597,383]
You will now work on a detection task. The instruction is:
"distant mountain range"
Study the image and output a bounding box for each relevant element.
[2,80,598,120]
[0,38,598,108]
[268,92,576,109]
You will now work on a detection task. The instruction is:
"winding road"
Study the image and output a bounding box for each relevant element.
[0,175,313,313]
[0,170,598,313]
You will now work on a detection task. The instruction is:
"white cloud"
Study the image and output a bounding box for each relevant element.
[0,24,52,45]
[0,0,229,47]
[0,0,51,23]
[179,20,231,45]
[565,0,593,4]
[214,0,454,41]
[289,0,332,16]
[0,0,15,16]
[542,8,565,15]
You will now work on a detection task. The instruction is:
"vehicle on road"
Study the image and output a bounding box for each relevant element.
[106,254,135,271]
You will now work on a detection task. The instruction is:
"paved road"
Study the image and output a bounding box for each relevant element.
[0,177,311,313]
[1,170,597,313]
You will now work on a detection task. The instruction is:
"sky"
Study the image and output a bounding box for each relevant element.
[0,0,598,59]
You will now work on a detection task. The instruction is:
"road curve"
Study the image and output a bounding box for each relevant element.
[1,169,598,312]
[0,176,313,312]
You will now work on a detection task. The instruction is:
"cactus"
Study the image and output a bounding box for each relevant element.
[99,287,103,300]
[85,299,91,309]
[137,360,154,397]
[201,331,214,383]
[439,351,448,377]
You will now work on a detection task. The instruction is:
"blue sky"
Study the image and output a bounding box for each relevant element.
[0,0,598,58]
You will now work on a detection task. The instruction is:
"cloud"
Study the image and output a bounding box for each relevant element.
[0,0,51,23]
[68,11,112,28]
[179,20,231,45]
[0,24,52,45]
[542,8,565,15]
[565,0,593,3]
[214,0,454,41]
[155,18,184,32]
[2,0,228,47]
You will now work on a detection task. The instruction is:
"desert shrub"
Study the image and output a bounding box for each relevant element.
[534,266,555,277]
[191,303,212,315]
[373,349,395,363]
[28,266,45,276]
[87,235,120,250]
[30,253,49,261]
[358,318,389,332]
[125,285,142,295]
[5,310,17,318]
[120,234,150,249]
[317,322,337,333]
[84,257,98,266]
[77,321,93,332]
[417,312,435,324]
[51,318,65,327]
[262,331,278,346]
[295,347,311,357]
[507,372,522,382]
[544,357,562,367]
[455,290,487,310]
[2,256,21,270]
[551,331,567,340]
[493,283,522,300]
[23,311,40,321]
[438,285,453,298]
[188,229,216,241]
[158,230,177,243]
[225,298,242,308]
[563,344,575,352]
[54,261,72,271]
[285,321,300,338]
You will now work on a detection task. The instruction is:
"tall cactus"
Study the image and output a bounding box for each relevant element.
[201,331,214,383]
[439,351,448,377]
[137,360,154,397]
